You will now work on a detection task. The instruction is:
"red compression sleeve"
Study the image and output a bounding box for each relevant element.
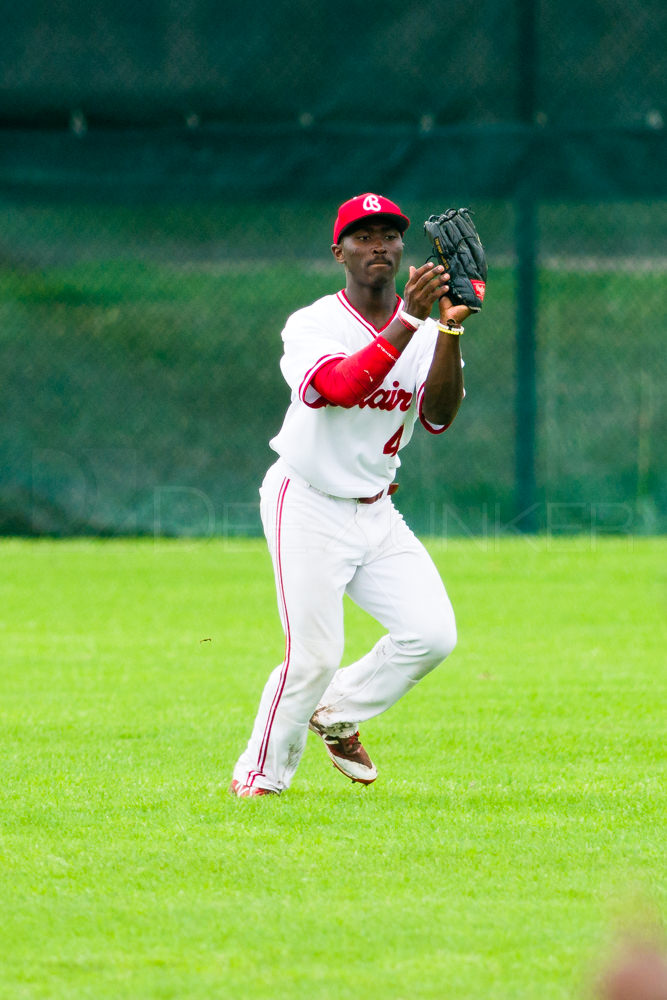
[311,337,400,407]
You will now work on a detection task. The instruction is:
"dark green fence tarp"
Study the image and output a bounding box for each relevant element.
[1,2,666,536]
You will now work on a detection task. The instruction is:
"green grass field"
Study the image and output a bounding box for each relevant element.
[1,536,665,999]
[0,537,667,1000]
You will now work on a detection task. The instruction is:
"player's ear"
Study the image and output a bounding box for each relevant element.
[331,243,345,263]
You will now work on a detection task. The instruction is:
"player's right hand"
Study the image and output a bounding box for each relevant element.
[403,263,451,320]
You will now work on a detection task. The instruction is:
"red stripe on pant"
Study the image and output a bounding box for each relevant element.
[248,477,291,787]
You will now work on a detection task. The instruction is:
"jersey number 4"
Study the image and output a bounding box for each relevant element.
[383,426,404,457]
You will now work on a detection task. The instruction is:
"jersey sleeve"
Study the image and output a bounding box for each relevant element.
[311,337,400,408]
[279,309,348,408]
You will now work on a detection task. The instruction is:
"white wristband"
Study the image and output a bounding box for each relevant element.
[398,309,425,330]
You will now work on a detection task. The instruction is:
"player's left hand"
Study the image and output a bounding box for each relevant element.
[438,295,472,327]
[403,262,450,320]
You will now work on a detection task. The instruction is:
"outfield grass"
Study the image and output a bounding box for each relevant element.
[1,537,665,999]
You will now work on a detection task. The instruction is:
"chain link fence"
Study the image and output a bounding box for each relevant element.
[1,2,665,537]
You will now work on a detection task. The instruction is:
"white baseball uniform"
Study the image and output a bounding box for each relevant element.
[232,290,459,792]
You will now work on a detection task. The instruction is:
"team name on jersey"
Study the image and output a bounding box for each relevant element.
[357,380,413,412]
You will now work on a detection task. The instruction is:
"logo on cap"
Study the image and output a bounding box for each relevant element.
[362,195,382,212]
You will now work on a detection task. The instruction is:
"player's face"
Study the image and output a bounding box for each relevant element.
[332,221,404,287]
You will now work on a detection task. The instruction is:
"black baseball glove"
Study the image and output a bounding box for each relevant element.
[423,208,487,312]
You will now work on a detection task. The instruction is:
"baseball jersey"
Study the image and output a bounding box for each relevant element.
[270,290,454,498]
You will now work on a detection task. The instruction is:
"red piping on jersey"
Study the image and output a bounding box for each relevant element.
[336,290,402,336]
[417,382,448,434]
[248,475,291,786]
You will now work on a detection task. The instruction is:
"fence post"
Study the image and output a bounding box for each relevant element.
[515,0,539,531]
[514,193,538,530]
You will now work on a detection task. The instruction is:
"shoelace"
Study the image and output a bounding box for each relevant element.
[338,732,361,753]
[322,729,361,752]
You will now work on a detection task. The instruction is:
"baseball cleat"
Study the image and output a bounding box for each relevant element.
[228,779,278,798]
[308,718,377,784]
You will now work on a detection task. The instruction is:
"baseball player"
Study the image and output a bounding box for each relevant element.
[230,193,477,797]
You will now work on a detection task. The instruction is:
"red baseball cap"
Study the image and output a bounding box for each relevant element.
[333,193,410,244]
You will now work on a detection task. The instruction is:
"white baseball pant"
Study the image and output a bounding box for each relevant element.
[232,458,457,792]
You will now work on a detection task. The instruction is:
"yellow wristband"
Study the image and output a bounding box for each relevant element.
[438,322,465,335]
